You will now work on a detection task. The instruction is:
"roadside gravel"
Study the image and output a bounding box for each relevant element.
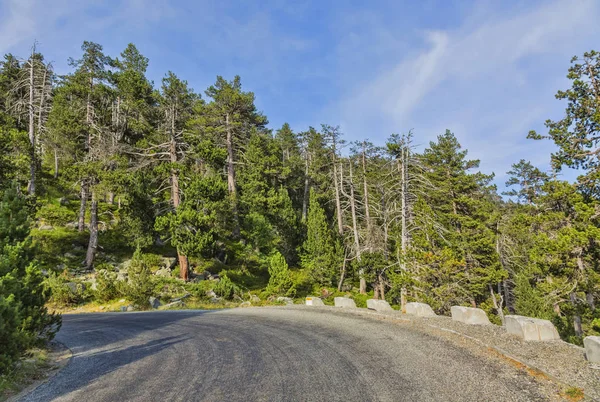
[288,305,600,400]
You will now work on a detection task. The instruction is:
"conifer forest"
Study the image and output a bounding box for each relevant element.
[1,42,600,371]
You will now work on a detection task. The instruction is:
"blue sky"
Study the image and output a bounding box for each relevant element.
[1,0,599,189]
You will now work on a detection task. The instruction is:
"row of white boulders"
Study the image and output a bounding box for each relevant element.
[450,306,491,325]
[307,296,600,364]
[584,336,600,363]
[505,315,560,341]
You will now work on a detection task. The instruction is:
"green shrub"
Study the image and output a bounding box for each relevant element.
[1,186,61,373]
[185,280,214,299]
[153,276,186,298]
[94,267,121,302]
[140,253,163,271]
[36,204,76,227]
[125,249,154,308]
[265,252,293,296]
[214,274,240,300]
[44,272,82,306]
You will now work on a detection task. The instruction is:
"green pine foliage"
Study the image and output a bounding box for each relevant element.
[126,249,154,308]
[266,252,293,296]
[0,186,61,373]
[301,189,337,286]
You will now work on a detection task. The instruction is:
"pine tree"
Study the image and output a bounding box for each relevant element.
[416,130,506,312]
[528,50,600,195]
[202,76,268,238]
[301,189,336,286]
[266,251,293,296]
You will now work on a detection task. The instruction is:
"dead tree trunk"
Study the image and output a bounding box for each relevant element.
[348,162,365,293]
[225,113,240,238]
[489,284,505,324]
[85,195,98,269]
[337,254,348,292]
[27,48,36,195]
[570,292,583,337]
[399,147,408,311]
[170,112,189,281]
[78,180,88,232]
[361,144,372,250]
[53,149,59,179]
[333,161,343,236]
[302,151,310,222]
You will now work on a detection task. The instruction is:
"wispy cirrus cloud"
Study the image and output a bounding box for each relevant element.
[332,0,600,182]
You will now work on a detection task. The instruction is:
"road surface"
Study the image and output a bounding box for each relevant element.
[22,307,549,401]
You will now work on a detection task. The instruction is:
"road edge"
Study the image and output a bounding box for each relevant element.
[277,305,592,400]
[7,342,73,402]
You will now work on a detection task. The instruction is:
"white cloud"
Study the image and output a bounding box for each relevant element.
[332,0,600,185]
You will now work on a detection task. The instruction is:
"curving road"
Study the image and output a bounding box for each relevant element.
[22,308,548,401]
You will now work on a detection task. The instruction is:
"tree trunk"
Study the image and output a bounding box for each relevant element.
[178,253,189,281]
[337,255,347,292]
[302,154,310,222]
[503,279,514,314]
[54,149,59,179]
[78,181,88,232]
[107,192,115,205]
[27,49,35,195]
[225,113,240,238]
[333,161,343,236]
[379,272,385,300]
[570,292,583,337]
[169,121,189,281]
[361,148,372,250]
[489,284,505,324]
[586,292,595,311]
[348,162,365,293]
[399,150,408,311]
[85,195,98,270]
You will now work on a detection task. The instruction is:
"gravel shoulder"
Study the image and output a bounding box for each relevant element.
[292,305,599,400]
[19,307,567,402]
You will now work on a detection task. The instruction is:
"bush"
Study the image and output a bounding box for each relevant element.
[45,272,82,306]
[265,252,293,296]
[213,274,240,300]
[140,253,164,272]
[36,204,76,226]
[126,249,154,308]
[94,266,121,302]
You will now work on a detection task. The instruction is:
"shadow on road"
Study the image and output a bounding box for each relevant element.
[26,310,217,401]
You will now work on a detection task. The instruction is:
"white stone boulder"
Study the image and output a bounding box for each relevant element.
[505,315,560,341]
[451,306,491,325]
[334,297,357,309]
[405,302,436,317]
[305,296,324,306]
[584,336,600,364]
[366,299,393,312]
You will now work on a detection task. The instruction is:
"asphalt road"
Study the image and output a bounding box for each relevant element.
[22,307,549,402]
